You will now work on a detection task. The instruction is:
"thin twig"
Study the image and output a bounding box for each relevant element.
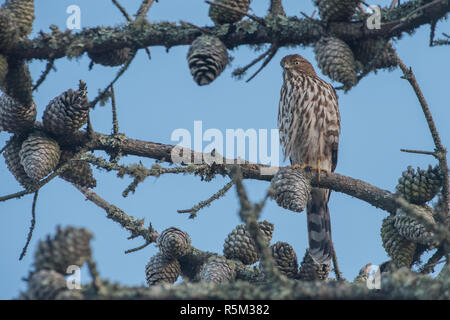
[110,85,119,135]
[179,20,212,35]
[32,59,55,91]
[429,19,438,47]
[19,190,38,260]
[112,0,152,60]
[73,184,159,243]
[125,241,151,254]
[246,44,279,82]
[395,54,450,219]
[86,256,103,293]
[400,148,436,156]
[331,244,343,281]
[111,0,133,21]
[232,45,274,79]
[178,180,235,219]
[88,51,136,109]
[135,0,156,18]
[205,0,266,25]
[420,246,445,274]
[0,150,88,203]
[232,166,282,282]
[390,0,399,10]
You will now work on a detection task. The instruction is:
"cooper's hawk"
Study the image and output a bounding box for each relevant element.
[278,54,341,264]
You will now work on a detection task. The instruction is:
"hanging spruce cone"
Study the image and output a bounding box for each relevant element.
[19,131,61,181]
[34,226,93,274]
[396,165,442,205]
[26,270,67,300]
[4,58,33,107]
[199,258,236,284]
[1,0,35,37]
[314,0,359,22]
[88,47,132,67]
[145,252,180,286]
[381,215,416,268]
[3,134,35,187]
[271,242,298,279]
[157,227,192,259]
[314,37,358,91]
[270,167,310,212]
[0,94,36,134]
[208,0,250,25]
[42,80,89,136]
[393,207,437,247]
[59,150,96,188]
[298,249,330,281]
[223,220,274,265]
[187,35,228,86]
[0,11,20,50]
[352,40,398,70]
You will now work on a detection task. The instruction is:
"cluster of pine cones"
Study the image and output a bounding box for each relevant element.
[19,226,93,300]
[1,80,96,189]
[312,0,399,91]
[145,220,333,286]
[380,165,443,268]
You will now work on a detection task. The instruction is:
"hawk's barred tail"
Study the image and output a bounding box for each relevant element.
[306,188,333,265]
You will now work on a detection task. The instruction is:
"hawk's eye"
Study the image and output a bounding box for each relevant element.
[294,61,300,65]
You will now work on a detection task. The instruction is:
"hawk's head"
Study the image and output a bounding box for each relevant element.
[280,54,316,77]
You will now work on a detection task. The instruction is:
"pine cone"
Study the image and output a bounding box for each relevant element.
[314,0,359,22]
[34,226,93,274]
[298,249,330,281]
[19,131,61,181]
[187,35,228,86]
[271,167,310,212]
[223,220,274,265]
[1,0,34,37]
[26,270,67,300]
[3,58,33,107]
[59,150,96,188]
[381,215,416,268]
[314,37,358,91]
[396,165,442,205]
[271,241,298,279]
[0,11,20,50]
[157,227,192,259]
[145,252,180,286]
[42,80,89,136]
[88,47,132,66]
[200,258,235,284]
[209,0,250,25]
[0,93,36,134]
[3,134,35,187]
[393,207,437,247]
[352,40,397,70]
[0,54,7,88]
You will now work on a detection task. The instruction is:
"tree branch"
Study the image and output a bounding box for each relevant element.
[8,0,450,60]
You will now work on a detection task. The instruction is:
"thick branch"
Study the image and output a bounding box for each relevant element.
[65,130,399,214]
[8,0,450,60]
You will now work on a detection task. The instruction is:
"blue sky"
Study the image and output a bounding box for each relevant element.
[1,1,449,299]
